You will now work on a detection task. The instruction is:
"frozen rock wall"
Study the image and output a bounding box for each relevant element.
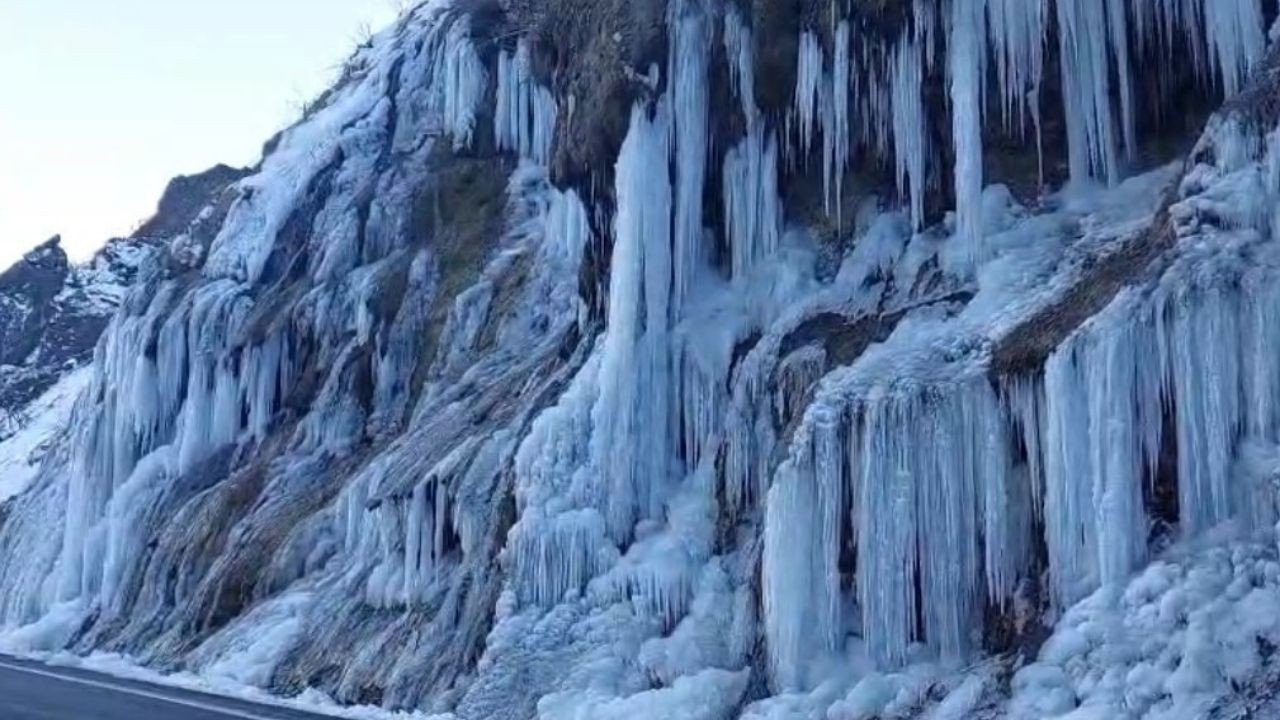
[1,2,1280,719]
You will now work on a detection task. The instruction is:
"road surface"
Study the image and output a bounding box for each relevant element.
[0,654,334,719]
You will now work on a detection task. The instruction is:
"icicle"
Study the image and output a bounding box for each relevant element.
[1163,286,1242,535]
[592,101,674,542]
[1056,0,1120,184]
[509,351,609,606]
[1203,0,1266,97]
[677,345,723,476]
[495,41,558,164]
[855,387,988,666]
[495,50,518,154]
[723,7,757,127]
[762,411,842,690]
[723,128,783,279]
[721,8,782,279]
[669,0,710,316]
[824,21,852,222]
[765,371,1020,675]
[914,0,939,70]
[986,0,1047,134]
[891,37,928,231]
[1046,302,1158,604]
[429,16,488,151]
[949,0,987,269]
[544,187,590,272]
[792,31,823,161]
[1106,0,1138,161]
[724,349,776,518]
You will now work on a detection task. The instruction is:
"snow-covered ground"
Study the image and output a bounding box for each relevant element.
[1014,525,1280,720]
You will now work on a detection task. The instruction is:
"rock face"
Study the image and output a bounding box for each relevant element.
[1,2,1280,720]
[133,164,253,240]
[0,237,130,441]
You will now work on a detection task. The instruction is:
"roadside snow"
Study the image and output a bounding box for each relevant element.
[19,649,454,720]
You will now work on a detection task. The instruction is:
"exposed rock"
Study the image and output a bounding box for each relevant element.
[133,164,252,241]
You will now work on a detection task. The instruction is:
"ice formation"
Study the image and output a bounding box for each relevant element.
[1,1,1279,719]
[495,41,557,166]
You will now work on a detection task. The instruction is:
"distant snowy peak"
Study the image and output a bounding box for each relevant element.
[0,237,78,367]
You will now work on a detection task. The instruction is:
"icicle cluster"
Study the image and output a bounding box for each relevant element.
[495,40,558,165]
[765,375,1026,682]
[11,3,495,623]
[723,8,783,279]
[761,110,1280,685]
[773,0,1266,268]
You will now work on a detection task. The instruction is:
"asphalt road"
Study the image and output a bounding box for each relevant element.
[0,654,333,720]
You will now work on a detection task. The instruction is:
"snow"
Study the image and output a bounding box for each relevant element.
[536,668,747,720]
[0,368,91,502]
[1012,527,1280,720]
[7,648,454,720]
[206,1,484,285]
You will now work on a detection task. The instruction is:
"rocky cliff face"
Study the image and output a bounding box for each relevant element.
[1,2,1279,719]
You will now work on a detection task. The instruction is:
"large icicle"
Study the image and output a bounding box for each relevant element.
[762,409,843,690]
[495,40,558,165]
[592,100,674,542]
[437,16,487,151]
[1056,0,1120,184]
[669,0,710,315]
[764,372,1023,678]
[891,37,929,232]
[722,8,782,278]
[824,21,852,221]
[1040,295,1157,605]
[1106,0,1138,161]
[986,0,1047,135]
[1203,0,1266,97]
[949,0,988,268]
[792,31,823,162]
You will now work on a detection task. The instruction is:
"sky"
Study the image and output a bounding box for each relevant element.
[0,0,401,271]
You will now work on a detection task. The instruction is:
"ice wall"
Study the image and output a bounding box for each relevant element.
[0,1,1277,719]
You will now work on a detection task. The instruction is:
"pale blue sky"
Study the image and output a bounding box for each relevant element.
[0,0,401,270]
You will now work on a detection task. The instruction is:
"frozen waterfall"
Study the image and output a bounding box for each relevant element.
[0,1,1277,719]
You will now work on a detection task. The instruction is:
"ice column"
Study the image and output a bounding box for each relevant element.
[892,38,928,232]
[722,9,782,278]
[591,101,674,542]
[949,0,988,267]
[495,40,558,165]
[1056,0,1120,184]
[669,0,710,314]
